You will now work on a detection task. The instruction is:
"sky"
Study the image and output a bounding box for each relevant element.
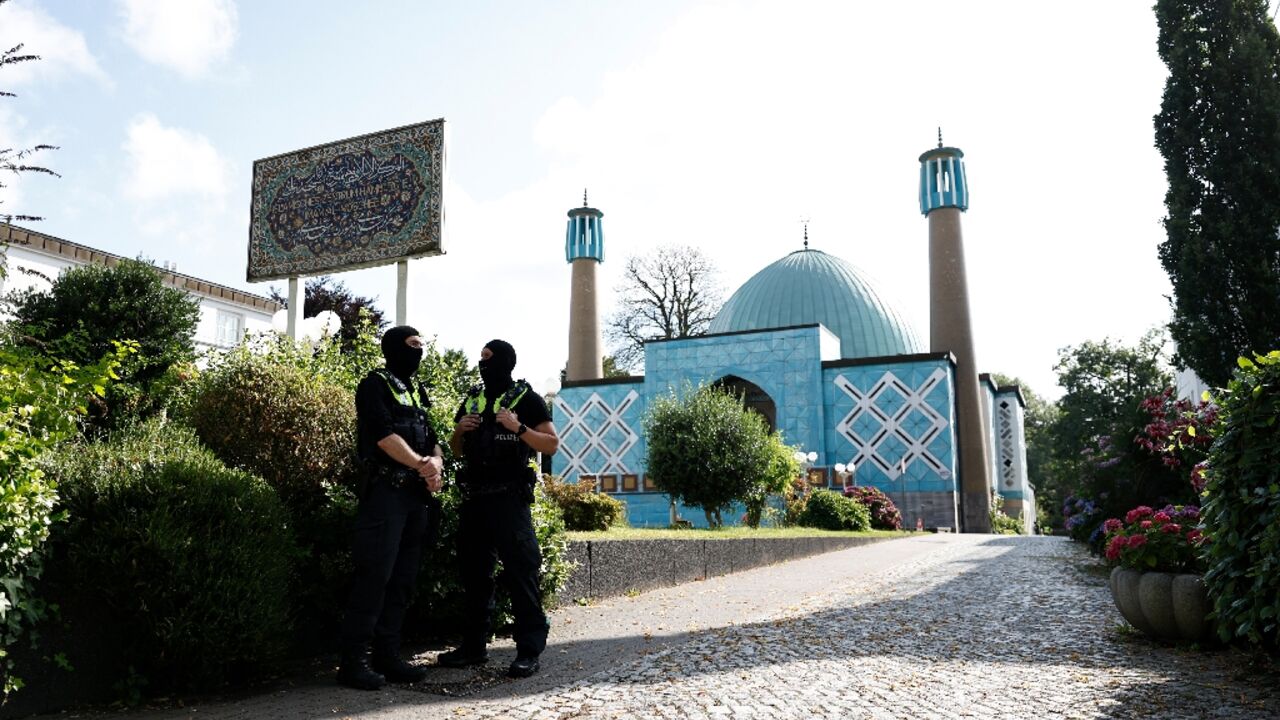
[0,0,1190,399]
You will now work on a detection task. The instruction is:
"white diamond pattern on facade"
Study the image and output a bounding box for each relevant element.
[555,390,640,480]
[998,400,1017,488]
[835,369,948,479]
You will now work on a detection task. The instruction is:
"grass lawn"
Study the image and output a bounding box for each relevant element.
[566,526,922,541]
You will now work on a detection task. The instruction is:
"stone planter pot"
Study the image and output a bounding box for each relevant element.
[1109,567,1213,642]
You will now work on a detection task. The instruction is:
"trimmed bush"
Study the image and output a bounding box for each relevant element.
[41,419,295,692]
[183,343,358,512]
[1203,351,1280,649]
[645,383,793,527]
[799,489,871,531]
[843,485,902,530]
[544,475,625,531]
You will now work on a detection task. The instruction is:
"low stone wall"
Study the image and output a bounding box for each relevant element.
[557,535,898,605]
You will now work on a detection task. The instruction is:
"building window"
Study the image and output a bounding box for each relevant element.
[215,310,244,347]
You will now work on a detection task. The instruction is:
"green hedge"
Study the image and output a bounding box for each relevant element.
[42,420,295,692]
[1203,351,1280,649]
[544,475,625,531]
[799,489,871,531]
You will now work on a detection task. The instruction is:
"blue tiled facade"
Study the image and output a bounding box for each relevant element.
[552,325,978,529]
[821,357,958,496]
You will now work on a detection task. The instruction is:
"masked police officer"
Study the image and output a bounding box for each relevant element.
[439,339,559,678]
[337,326,444,691]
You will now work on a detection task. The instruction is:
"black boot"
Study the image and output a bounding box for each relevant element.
[507,655,540,678]
[337,653,386,691]
[372,652,429,683]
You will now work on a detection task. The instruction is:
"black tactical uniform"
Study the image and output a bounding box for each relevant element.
[440,340,550,677]
[337,326,440,690]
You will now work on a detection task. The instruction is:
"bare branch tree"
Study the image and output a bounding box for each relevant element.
[605,245,724,370]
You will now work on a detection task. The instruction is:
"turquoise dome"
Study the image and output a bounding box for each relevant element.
[708,248,922,359]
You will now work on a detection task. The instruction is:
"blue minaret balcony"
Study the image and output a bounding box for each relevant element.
[918,145,969,215]
[565,193,605,263]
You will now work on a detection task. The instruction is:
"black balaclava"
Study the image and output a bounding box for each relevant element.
[381,325,422,383]
[479,339,516,397]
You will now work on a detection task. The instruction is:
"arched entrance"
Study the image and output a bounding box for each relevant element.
[714,375,777,431]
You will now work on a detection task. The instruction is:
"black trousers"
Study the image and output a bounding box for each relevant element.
[339,479,431,657]
[458,491,549,658]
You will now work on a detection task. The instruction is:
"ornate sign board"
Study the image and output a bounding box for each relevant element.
[247,119,445,282]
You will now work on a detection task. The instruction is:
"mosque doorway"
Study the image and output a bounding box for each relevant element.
[714,375,777,431]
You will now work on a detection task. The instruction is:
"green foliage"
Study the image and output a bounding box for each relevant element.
[182,339,359,512]
[1202,351,1280,649]
[1044,331,1174,532]
[1155,0,1280,387]
[41,419,295,692]
[0,336,129,695]
[989,494,1024,535]
[543,475,625,531]
[4,259,199,427]
[644,383,791,528]
[743,433,801,528]
[798,489,871,531]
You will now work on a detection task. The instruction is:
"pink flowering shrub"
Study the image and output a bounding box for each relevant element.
[842,485,902,530]
[1135,388,1218,491]
[1102,504,1208,573]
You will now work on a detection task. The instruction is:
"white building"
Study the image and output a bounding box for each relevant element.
[1,224,280,350]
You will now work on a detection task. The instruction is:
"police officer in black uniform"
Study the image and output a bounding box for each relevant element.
[439,339,559,678]
[337,326,444,691]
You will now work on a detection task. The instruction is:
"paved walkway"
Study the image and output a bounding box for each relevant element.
[111,534,1277,720]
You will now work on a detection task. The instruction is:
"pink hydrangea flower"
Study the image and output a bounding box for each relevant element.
[1128,535,1148,548]
[1103,518,1123,533]
[1125,506,1154,524]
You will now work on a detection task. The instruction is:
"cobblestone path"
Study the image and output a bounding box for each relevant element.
[449,535,1277,720]
[121,535,1279,720]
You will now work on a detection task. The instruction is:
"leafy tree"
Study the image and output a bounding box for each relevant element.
[1050,330,1173,478]
[1154,0,1280,386]
[606,245,724,370]
[5,259,199,425]
[644,383,792,527]
[0,0,58,229]
[1046,331,1191,543]
[269,275,386,351]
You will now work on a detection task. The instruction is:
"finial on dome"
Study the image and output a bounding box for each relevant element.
[938,127,944,148]
[803,221,809,250]
[583,188,588,207]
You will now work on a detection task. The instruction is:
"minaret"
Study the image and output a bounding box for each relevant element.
[565,190,605,381]
[919,132,992,533]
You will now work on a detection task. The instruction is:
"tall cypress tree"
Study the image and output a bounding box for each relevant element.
[1154,0,1280,386]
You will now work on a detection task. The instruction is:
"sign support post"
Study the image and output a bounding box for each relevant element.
[396,260,408,326]
[287,276,303,340]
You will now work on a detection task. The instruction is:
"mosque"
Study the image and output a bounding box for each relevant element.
[551,140,1034,533]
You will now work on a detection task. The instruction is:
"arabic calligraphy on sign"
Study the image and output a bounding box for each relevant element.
[247,119,444,282]
[267,151,426,253]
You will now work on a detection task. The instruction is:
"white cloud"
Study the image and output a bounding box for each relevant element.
[122,113,228,201]
[0,0,108,87]
[410,0,1175,399]
[119,0,237,78]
